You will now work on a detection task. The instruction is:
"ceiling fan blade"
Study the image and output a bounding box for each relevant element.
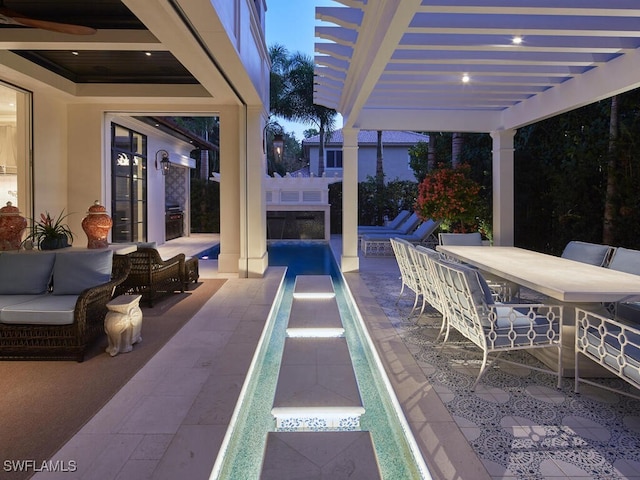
[0,7,96,35]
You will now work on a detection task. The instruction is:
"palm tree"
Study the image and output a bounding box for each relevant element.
[269,44,337,176]
[451,132,464,168]
[602,95,618,244]
[375,130,385,224]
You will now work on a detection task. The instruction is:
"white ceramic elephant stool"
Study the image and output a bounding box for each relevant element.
[104,294,143,357]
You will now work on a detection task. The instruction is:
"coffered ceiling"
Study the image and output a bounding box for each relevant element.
[0,0,196,84]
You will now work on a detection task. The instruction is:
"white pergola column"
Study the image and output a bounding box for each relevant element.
[218,105,241,274]
[240,106,268,278]
[341,127,360,272]
[490,129,516,246]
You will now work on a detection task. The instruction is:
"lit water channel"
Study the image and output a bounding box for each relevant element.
[210,242,430,479]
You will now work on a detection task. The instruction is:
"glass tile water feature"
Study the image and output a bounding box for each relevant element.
[211,242,430,479]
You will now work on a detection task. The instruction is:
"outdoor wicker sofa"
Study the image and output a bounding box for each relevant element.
[115,247,185,307]
[0,251,131,361]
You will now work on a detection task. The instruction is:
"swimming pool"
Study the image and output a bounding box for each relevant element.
[197,244,220,260]
[210,242,430,479]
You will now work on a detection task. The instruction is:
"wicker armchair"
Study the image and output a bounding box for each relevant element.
[116,247,185,307]
[0,255,131,362]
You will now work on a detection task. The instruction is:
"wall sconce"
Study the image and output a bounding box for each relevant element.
[155,149,171,175]
[272,133,284,162]
[263,119,284,162]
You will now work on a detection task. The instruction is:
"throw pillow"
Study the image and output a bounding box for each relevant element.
[0,252,56,294]
[52,250,113,295]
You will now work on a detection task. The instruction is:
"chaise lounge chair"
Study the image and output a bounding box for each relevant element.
[360,219,441,256]
[358,212,421,238]
[358,210,410,234]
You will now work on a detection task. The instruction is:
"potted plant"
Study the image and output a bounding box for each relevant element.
[24,211,74,250]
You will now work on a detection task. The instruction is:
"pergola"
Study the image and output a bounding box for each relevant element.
[313,0,640,272]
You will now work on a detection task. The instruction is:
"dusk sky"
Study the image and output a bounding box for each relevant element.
[265,0,342,140]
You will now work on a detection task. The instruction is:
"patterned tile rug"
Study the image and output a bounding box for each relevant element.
[361,272,640,480]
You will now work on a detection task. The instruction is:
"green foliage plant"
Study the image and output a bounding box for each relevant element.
[24,211,74,249]
[408,140,430,183]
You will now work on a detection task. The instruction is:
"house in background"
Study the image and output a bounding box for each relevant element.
[302,129,428,183]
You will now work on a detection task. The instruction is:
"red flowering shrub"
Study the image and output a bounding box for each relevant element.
[415,163,482,232]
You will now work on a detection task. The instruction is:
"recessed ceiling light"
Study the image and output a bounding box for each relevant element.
[71,51,79,55]
[145,52,152,56]
[512,36,523,45]
[462,74,470,83]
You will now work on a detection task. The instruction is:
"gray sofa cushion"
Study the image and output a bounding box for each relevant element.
[0,294,49,310]
[53,250,113,295]
[0,252,56,294]
[0,295,77,325]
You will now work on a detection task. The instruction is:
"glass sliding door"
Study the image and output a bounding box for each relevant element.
[0,82,32,220]
[111,123,147,243]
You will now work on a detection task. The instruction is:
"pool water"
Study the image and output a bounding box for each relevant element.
[211,242,429,479]
[197,244,220,260]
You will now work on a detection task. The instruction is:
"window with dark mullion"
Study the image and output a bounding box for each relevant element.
[326,150,343,168]
[111,123,147,243]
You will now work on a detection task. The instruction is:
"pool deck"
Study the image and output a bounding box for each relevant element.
[30,233,481,480]
[31,234,639,479]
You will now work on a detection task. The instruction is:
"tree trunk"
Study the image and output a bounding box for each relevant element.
[451,132,464,168]
[317,123,325,177]
[602,95,618,244]
[376,130,384,182]
[427,134,436,171]
[199,149,209,181]
[376,130,384,224]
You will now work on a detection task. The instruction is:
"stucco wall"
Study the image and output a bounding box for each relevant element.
[32,94,68,223]
[308,144,417,183]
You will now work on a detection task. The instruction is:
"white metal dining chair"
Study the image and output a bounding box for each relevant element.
[409,245,447,333]
[561,240,614,267]
[431,257,564,390]
[390,237,422,317]
[575,307,640,400]
[438,232,483,246]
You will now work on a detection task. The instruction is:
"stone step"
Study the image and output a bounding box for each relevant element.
[293,275,335,299]
[260,431,382,480]
[272,337,363,431]
[287,296,344,337]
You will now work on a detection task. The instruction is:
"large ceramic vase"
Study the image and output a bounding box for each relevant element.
[81,200,113,249]
[0,201,27,250]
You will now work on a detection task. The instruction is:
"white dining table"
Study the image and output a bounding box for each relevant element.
[435,246,640,377]
[436,245,640,304]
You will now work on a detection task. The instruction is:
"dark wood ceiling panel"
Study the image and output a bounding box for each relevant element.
[14,50,198,83]
[1,0,197,84]
[1,0,145,30]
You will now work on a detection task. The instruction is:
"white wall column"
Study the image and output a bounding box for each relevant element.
[490,129,516,246]
[239,106,268,278]
[218,105,241,274]
[341,127,360,272]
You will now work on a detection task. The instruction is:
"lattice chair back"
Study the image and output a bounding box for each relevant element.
[438,232,483,246]
[575,308,640,400]
[431,257,563,390]
[410,246,444,315]
[561,240,613,267]
[390,237,422,316]
[431,258,488,350]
